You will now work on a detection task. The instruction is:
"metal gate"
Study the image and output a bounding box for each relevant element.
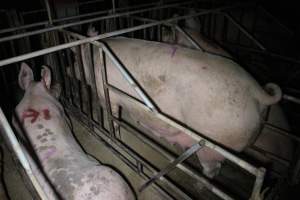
[0,1,300,200]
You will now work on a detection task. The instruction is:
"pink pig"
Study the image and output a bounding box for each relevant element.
[13,63,135,200]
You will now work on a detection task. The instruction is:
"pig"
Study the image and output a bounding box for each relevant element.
[161,14,295,172]
[13,63,135,200]
[78,30,282,178]
[161,11,232,58]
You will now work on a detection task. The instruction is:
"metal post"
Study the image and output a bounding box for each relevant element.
[44,0,53,25]
[99,50,115,137]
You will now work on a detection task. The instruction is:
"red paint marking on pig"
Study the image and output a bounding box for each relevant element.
[22,108,40,124]
[42,109,51,120]
[22,108,51,124]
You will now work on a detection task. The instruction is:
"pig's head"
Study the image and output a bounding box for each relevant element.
[18,62,61,98]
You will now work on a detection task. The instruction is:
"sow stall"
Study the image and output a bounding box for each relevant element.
[0,1,300,199]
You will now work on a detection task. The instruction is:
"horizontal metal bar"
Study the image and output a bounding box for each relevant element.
[139,140,205,192]
[0,4,243,67]
[283,94,300,105]
[21,9,46,16]
[223,42,300,65]
[79,0,105,6]
[249,145,290,167]
[0,1,194,42]
[264,122,300,143]
[0,22,47,35]
[0,1,165,35]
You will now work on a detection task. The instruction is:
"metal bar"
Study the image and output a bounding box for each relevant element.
[250,168,265,200]
[130,16,204,50]
[79,0,104,6]
[283,94,300,105]
[0,1,166,35]
[43,0,53,25]
[67,107,188,200]
[139,140,205,192]
[258,5,294,36]
[0,3,243,67]
[0,108,48,200]
[101,44,158,111]
[174,25,204,51]
[21,9,46,16]
[105,81,265,198]
[264,123,300,143]
[63,30,264,198]
[0,22,266,198]
[220,12,266,51]
[0,1,195,43]
[99,49,116,136]
[223,42,300,65]
[249,145,290,167]
[112,0,116,14]
[0,22,47,35]
[114,117,234,200]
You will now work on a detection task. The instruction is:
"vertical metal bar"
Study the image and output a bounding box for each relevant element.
[89,44,103,125]
[65,35,80,107]
[99,50,115,137]
[76,45,92,120]
[112,0,116,14]
[61,33,73,103]
[44,0,53,25]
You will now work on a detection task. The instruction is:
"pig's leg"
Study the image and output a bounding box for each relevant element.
[196,148,224,178]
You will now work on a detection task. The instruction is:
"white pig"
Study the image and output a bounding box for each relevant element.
[13,63,135,200]
[161,14,295,172]
[85,34,281,178]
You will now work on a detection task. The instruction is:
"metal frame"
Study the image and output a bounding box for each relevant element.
[0,1,300,200]
[61,28,264,200]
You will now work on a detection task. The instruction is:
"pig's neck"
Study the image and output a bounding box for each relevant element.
[18,96,90,169]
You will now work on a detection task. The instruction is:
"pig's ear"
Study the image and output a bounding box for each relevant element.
[18,62,34,90]
[41,65,52,89]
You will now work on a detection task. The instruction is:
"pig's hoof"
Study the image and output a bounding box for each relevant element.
[202,162,222,179]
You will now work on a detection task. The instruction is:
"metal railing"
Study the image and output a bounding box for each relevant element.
[60,28,265,200]
[1,1,300,200]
